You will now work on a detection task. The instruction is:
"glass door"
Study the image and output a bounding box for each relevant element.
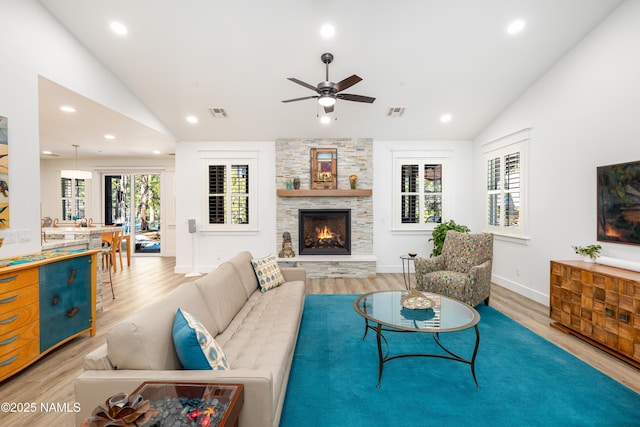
[105,173,161,254]
[133,174,161,254]
[105,174,130,227]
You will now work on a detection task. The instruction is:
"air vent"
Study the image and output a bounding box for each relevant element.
[208,107,228,118]
[386,106,406,117]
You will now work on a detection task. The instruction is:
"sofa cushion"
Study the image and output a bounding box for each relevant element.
[194,262,248,334]
[251,254,285,292]
[226,251,260,296]
[215,279,306,408]
[107,282,216,370]
[173,308,229,370]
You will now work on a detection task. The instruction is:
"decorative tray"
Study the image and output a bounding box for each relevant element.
[401,288,434,310]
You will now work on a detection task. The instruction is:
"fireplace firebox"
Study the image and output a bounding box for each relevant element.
[299,209,351,255]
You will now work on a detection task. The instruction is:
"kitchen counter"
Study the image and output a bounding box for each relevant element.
[41,226,122,251]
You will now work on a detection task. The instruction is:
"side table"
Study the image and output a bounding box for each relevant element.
[134,382,244,427]
[400,254,417,290]
[83,382,244,427]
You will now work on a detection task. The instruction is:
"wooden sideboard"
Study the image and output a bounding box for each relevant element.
[0,250,98,382]
[550,260,640,368]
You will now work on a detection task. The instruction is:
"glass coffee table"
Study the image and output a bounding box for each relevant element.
[353,290,481,388]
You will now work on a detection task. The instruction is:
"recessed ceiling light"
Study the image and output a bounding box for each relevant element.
[507,19,525,35]
[186,115,199,124]
[320,115,331,124]
[320,24,335,38]
[42,150,53,155]
[104,134,115,140]
[60,106,76,113]
[110,21,128,35]
[440,114,452,123]
[152,150,161,155]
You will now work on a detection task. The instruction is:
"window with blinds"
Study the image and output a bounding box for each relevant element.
[206,160,253,229]
[487,157,501,226]
[208,165,226,224]
[504,153,520,227]
[60,178,86,220]
[396,159,444,229]
[484,138,525,237]
[401,165,419,223]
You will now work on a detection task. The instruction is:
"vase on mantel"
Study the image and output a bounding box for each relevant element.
[349,174,357,189]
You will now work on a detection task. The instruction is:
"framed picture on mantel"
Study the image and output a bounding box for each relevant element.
[310,148,337,189]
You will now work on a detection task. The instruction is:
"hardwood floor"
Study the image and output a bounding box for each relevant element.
[1,257,638,426]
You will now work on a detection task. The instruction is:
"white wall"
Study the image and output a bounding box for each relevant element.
[174,141,277,273]
[373,140,473,272]
[0,60,40,256]
[176,141,472,273]
[174,139,473,274]
[472,0,640,305]
[1,0,171,258]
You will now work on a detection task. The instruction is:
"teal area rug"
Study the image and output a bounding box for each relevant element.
[281,294,640,426]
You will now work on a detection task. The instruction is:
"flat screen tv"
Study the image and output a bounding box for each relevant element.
[597,160,640,245]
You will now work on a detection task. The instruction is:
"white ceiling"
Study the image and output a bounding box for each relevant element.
[38,0,623,159]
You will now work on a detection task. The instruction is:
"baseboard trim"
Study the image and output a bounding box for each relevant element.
[492,274,548,306]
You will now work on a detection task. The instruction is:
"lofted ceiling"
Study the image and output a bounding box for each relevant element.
[37,0,623,159]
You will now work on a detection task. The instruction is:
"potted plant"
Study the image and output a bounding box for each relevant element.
[429,220,470,257]
[572,244,602,261]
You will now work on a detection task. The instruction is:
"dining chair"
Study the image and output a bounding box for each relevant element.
[101,230,117,299]
[102,229,124,270]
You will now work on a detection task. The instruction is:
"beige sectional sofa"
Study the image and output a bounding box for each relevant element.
[74,251,306,427]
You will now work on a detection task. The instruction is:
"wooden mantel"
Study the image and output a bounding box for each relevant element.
[277,189,372,197]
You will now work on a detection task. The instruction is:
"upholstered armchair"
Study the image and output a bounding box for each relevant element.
[414,231,493,307]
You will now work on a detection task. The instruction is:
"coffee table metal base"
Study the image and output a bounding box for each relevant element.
[362,319,481,388]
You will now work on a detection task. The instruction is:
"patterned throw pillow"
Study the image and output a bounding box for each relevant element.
[251,254,285,292]
[172,308,229,370]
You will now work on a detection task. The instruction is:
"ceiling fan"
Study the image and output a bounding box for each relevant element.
[282,53,375,113]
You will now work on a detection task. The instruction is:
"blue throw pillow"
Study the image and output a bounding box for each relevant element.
[172,308,229,370]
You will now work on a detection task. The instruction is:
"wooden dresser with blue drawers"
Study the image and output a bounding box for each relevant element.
[0,249,98,382]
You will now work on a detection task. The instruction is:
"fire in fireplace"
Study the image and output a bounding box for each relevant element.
[299,209,351,255]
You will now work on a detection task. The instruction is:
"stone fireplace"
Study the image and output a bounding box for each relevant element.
[275,138,375,278]
[299,209,351,255]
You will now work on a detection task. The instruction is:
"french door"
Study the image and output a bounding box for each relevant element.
[104,173,161,254]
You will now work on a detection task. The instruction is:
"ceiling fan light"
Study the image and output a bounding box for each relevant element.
[318,96,336,107]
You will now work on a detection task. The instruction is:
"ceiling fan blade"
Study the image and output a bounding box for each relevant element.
[282,95,319,103]
[323,104,334,114]
[338,93,376,103]
[335,75,362,92]
[287,78,319,92]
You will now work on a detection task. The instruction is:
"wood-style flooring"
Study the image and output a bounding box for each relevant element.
[1,256,638,426]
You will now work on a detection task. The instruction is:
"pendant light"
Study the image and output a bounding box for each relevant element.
[61,144,92,179]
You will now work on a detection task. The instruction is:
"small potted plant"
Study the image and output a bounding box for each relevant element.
[572,244,602,262]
